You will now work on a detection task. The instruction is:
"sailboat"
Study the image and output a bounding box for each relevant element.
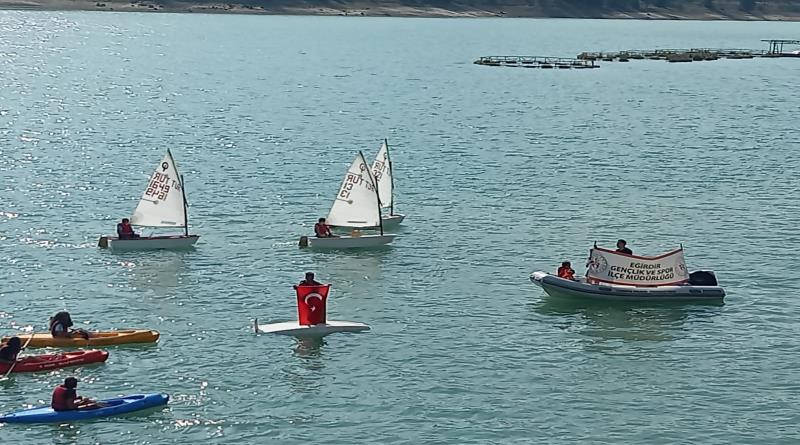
[98,149,199,251]
[371,139,405,228]
[328,139,405,230]
[299,151,396,249]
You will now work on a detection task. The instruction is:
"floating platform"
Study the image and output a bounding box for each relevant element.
[254,319,370,338]
[474,56,599,69]
[577,48,766,62]
[578,39,800,63]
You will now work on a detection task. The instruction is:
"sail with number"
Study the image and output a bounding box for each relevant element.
[326,151,381,228]
[370,139,393,211]
[130,150,187,228]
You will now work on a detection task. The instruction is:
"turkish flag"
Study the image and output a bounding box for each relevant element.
[295,285,330,325]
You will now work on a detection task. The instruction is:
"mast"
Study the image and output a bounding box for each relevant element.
[361,150,384,236]
[385,138,394,216]
[169,149,189,237]
[181,174,189,236]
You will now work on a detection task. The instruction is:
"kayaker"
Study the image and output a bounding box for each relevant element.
[294,272,322,288]
[557,262,576,281]
[50,311,90,340]
[314,218,335,238]
[616,239,632,255]
[0,336,22,363]
[116,218,139,240]
[51,377,101,411]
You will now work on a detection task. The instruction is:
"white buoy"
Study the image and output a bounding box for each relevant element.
[255,283,370,338]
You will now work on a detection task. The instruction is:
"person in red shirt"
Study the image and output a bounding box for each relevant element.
[557,261,576,281]
[51,377,102,411]
[116,218,139,240]
[314,218,335,238]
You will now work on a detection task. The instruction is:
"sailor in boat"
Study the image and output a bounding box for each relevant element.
[116,218,140,240]
[557,262,576,281]
[0,336,21,364]
[314,218,336,238]
[294,272,322,288]
[50,312,90,340]
[52,377,103,411]
[616,239,632,255]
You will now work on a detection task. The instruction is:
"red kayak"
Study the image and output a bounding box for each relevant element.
[0,350,109,374]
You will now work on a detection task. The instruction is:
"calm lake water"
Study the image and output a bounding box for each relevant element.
[1,11,799,444]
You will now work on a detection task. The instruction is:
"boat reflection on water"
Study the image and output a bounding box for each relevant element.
[533,295,724,344]
[282,337,326,394]
[122,250,192,292]
[293,336,325,359]
[309,249,388,288]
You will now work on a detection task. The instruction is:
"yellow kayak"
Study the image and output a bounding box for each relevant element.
[2,330,160,348]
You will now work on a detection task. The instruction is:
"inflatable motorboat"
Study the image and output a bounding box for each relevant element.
[530,245,726,302]
[530,271,725,302]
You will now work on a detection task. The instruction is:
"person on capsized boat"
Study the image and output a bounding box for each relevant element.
[116,218,139,240]
[616,239,632,255]
[0,336,22,363]
[314,218,335,238]
[50,311,90,339]
[52,377,102,411]
[557,262,576,281]
[294,272,322,289]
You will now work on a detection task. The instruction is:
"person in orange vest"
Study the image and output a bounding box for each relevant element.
[51,377,102,411]
[116,218,139,240]
[557,261,576,281]
[314,218,336,238]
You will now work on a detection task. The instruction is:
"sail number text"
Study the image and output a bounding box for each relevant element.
[145,172,181,200]
[338,173,374,200]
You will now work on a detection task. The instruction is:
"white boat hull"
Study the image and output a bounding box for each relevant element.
[381,214,405,227]
[301,234,396,249]
[530,271,725,302]
[99,235,200,251]
[255,320,370,337]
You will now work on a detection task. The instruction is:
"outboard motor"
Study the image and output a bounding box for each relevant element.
[689,270,718,286]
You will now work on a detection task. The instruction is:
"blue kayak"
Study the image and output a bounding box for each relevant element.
[0,393,168,423]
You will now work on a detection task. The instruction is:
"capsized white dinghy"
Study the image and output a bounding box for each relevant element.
[330,139,405,229]
[255,283,370,338]
[98,149,199,251]
[300,150,396,249]
[530,246,725,302]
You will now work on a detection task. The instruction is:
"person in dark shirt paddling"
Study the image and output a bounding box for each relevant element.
[0,336,22,363]
[616,239,632,255]
[294,272,322,288]
[50,311,90,340]
[51,377,102,411]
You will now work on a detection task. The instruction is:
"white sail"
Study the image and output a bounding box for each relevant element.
[326,151,381,228]
[130,150,187,228]
[371,140,393,209]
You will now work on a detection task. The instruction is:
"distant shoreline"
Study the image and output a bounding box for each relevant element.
[2,1,800,20]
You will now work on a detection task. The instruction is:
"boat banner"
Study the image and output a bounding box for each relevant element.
[586,247,689,286]
[296,285,330,325]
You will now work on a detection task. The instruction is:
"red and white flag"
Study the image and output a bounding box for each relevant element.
[295,284,330,325]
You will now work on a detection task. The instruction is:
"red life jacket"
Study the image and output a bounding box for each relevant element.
[557,267,575,280]
[120,223,134,235]
[51,385,72,411]
[314,223,329,236]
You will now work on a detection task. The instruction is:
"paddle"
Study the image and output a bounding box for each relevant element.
[2,334,34,379]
